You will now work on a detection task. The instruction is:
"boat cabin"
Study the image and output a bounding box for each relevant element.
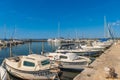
[48,53,78,61]
[5,54,51,71]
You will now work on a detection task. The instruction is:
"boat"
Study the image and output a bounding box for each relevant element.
[3,54,60,80]
[56,43,101,53]
[47,38,53,42]
[0,40,4,46]
[12,39,24,45]
[80,43,105,51]
[92,39,113,48]
[48,38,64,43]
[46,52,91,70]
[0,65,8,80]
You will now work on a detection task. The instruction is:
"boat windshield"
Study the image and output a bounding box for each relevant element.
[41,59,50,66]
[60,55,67,59]
[23,61,35,67]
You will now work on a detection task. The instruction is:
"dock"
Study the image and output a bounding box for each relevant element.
[74,41,120,80]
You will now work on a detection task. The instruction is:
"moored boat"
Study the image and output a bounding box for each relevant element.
[56,43,101,53]
[3,54,60,80]
[46,52,91,70]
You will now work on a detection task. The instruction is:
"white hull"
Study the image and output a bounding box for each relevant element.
[58,61,89,70]
[47,53,91,70]
[5,64,57,80]
[92,40,113,48]
[56,49,100,53]
[3,54,60,80]
[81,46,105,51]
[0,66,8,80]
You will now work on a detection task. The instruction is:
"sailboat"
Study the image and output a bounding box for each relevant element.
[91,16,114,48]
[48,22,64,43]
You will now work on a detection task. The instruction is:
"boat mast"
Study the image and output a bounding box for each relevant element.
[58,22,60,39]
[104,16,107,38]
[75,29,78,39]
[11,26,16,40]
[41,42,44,55]
[29,41,32,54]
[10,42,12,57]
[108,24,114,39]
[4,24,6,40]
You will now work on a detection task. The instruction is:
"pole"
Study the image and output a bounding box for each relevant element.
[58,22,60,38]
[104,16,107,38]
[41,42,44,55]
[4,24,6,40]
[29,42,32,54]
[10,42,12,57]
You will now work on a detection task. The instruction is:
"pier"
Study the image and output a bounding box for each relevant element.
[74,41,120,80]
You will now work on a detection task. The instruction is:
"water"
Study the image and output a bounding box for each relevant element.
[0,42,80,80]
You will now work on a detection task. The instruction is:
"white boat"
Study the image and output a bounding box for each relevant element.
[3,54,60,80]
[48,38,64,43]
[12,40,24,44]
[80,44,105,51]
[0,40,4,46]
[0,65,8,80]
[47,39,53,42]
[46,52,91,70]
[92,40,113,48]
[56,43,101,53]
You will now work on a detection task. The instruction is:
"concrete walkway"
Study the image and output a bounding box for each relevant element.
[74,42,120,80]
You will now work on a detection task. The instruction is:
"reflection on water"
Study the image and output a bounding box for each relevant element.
[0,42,80,80]
[48,41,61,46]
[61,71,80,80]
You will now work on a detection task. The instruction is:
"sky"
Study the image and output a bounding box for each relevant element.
[0,0,120,39]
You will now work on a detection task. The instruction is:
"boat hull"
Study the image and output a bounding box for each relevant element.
[0,66,8,80]
[56,61,89,70]
[5,63,58,80]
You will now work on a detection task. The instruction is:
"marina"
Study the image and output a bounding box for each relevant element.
[0,0,120,80]
[0,41,80,80]
[0,38,114,80]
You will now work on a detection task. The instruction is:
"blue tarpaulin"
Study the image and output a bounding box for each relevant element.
[99,38,109,42]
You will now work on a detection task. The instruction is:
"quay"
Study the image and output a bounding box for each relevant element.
[74,40,120,80]
[0,39,47,48]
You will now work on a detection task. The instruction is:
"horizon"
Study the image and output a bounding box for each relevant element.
[0,0,120,39]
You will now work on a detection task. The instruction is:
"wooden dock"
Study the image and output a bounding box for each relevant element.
[74,41,120,80]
